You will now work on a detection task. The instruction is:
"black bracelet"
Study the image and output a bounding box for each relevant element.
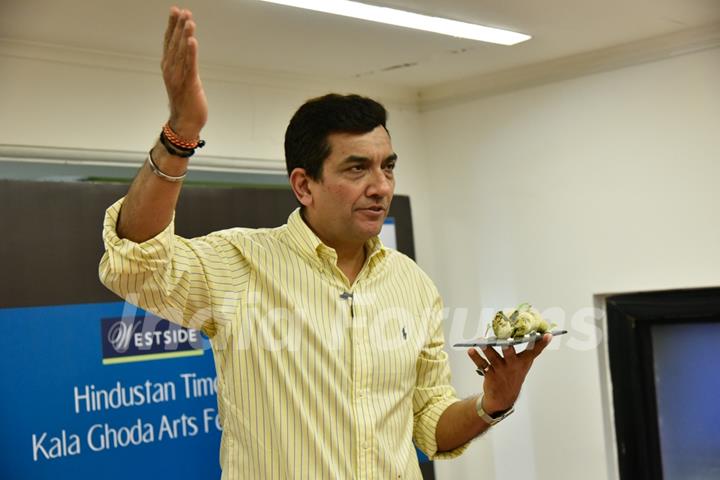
[159,131,195,158]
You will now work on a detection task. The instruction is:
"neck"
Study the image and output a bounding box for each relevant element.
[335,244,367,285]
[300,209,368,283]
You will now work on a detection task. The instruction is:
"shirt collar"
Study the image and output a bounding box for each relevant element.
[286,208,388,264]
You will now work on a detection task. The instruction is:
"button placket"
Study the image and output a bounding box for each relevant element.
[350,286,374,478]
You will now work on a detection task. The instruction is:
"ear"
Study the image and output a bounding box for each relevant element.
[289,168,315,207]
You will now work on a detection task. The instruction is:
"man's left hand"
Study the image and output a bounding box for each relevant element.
[467,333,552,414]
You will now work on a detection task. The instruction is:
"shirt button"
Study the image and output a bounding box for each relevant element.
[362,441,370,450]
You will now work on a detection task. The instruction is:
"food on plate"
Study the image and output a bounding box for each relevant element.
[487,303,555,339]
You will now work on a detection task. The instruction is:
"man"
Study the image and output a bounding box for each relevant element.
[99,7,551,479]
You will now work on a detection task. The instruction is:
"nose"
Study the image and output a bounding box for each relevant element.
[366,167,394,198]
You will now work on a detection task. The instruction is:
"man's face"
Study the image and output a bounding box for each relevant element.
[304,125,396,249]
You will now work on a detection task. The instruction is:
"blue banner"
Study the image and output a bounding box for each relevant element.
[0,302,221,479]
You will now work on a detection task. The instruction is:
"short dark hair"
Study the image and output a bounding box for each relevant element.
[284,93,388,179]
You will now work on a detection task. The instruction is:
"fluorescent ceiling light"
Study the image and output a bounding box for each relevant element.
[258,0,531,45]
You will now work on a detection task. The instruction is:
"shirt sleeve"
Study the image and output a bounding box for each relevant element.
[98,196,248,337]
[412,290,471,460]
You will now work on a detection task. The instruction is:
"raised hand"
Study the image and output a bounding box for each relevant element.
[162,6,208,140]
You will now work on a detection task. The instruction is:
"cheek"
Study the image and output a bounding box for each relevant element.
[327,185,361,204]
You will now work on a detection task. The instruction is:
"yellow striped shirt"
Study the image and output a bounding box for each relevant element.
[99,197,468,479]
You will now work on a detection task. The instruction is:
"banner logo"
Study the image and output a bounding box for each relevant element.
[100,312,205,365]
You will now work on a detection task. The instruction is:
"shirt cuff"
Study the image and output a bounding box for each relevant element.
[415,394,472,460]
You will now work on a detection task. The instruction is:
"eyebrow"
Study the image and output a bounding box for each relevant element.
[341,153,398,165]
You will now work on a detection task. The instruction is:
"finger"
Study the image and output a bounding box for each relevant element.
[523,333,552,359]
[175,16,197,78]
[186,35,199,78]
[467,348,491,369]
[163,6,181,56]
[167,9,188,66]
[468,348,492,376]
[174,15,192,69]
[500,345,522,370]
[481,345,506,367]
[502,345,518,361]
[181,20,198,75]
[169,9,187,53]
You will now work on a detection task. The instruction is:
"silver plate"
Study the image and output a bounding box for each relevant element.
[453,329,568,348]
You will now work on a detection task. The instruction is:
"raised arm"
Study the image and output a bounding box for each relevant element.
[117,6,208,242]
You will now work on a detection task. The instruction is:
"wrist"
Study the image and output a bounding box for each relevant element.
[475,394,514,426]
[168,116,203,141]
[151,142,189,176]
[479,395,513,417]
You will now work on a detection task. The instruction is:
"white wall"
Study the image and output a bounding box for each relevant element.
[418,47,720,480]
[0,44,423,188]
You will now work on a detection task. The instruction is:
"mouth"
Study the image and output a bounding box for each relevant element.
[359,206,386,213]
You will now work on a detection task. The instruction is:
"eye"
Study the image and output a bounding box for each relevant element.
[384,161,396,171]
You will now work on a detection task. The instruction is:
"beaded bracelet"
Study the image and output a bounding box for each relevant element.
[147,148,187,183]
[162,123,206,150]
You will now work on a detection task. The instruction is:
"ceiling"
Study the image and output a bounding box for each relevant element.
[1,0,719,90]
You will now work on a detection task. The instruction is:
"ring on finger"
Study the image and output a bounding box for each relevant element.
[475,363,492,376]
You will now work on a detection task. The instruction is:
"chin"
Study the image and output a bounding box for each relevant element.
[350,225,380,241]
[366,224,384,238]
[350,215,386,240]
